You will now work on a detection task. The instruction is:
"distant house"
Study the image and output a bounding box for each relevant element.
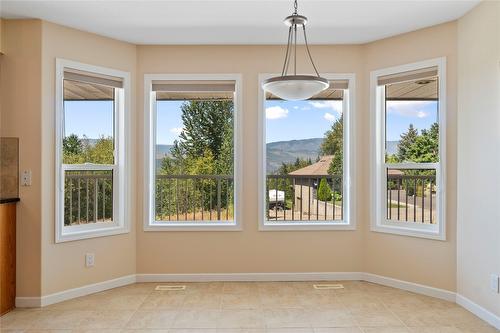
[288,156,338,217]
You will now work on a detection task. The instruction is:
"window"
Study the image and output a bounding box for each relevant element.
[258,74,355,230]
[144,74,242,231]
[371,58,446,240]
[55,59,130,242]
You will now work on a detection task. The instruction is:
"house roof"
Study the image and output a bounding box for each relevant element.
[289,156,333,176]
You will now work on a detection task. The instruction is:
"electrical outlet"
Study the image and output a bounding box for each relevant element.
[490,274,499,293]
[85,253,95,267]
[21,170,32,186]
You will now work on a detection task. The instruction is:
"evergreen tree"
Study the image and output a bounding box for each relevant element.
[317,178,332,202]
[171,100,233,164]
[397,124,418,162]
[320,115,343,175]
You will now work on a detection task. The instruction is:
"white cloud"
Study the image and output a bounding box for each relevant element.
[308,101,342,115]
[170,127,183,135]
[324,112,337,122]
[266,106,289,120]
[386,101,433,118]
[293,106,299,110]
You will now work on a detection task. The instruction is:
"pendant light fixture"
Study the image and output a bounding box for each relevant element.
[262,0,328,101]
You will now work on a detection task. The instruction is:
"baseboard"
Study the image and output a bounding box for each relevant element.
[14,271,499,330]
[363,273,456,302]
[456,294,500,330]
[15,274,136,308]
[136,272,364,283]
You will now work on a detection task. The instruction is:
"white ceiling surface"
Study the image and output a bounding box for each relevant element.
[0,1,479,45]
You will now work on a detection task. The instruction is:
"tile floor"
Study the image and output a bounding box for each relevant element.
[1,281,498,332]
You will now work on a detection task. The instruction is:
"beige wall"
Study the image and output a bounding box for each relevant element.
[0,20,43,297]
[136,45,366,275]
[363,22,458,291]
[1,18,464,297]
[457,1,500,317]
[135,23,458,292]
[39,22,137,295]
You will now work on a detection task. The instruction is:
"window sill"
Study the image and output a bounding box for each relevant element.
[56,223,129,243]
[371,222,445,241]
[260,221,355,231]
[145,221,241,232]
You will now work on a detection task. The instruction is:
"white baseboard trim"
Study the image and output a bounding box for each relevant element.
[456,294,500,330]
[13,271,499,330]
[136,272,364,283]
[363,273,456,302]
[15,274,136,308]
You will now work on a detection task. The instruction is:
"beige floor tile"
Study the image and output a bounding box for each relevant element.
[182,293,222,309]
[259,293,302,308]
[171,309,220,329]
[120,329,169,333]
[223,283,259,295]
[31,310,93,329]
[298,294,343,309]
[221,293,261,310]
[125,310,178,329]
[268,329,314,333]
[216,329,266,333]
[140,294,187,310]
[23,329,73,333]
[0,309,41,330]
[93,294,149,310]
[217,310,265,329]
[350,308,403,327]
[314,328,363,333]
[360,327,410,333]
[77,310,135,329]
[169,329,217,333]
[453,323,500,333]
[264,308,311,328]
[308,309,355,328]
[407,327,461,333]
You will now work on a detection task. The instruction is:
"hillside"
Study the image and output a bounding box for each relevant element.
[266,138,323,173]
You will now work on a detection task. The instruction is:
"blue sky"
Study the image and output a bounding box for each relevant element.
[64,99,438,144]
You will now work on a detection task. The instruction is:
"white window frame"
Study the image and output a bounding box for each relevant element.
[55,59,131,243]
[257,73,356,231]
[143,74,243,231]
[370,57,446,240]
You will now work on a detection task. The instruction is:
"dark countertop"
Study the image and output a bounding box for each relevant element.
[0,198,20,204]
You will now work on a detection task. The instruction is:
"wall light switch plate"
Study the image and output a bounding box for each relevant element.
[21,170,32,186]
[85,253,95,267]
[490,274,499,293]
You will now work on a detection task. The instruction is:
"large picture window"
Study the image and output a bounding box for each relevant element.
[258,74,355,230]
[371,58,446,239]
[144,75,242,231]
[55,59,130,242]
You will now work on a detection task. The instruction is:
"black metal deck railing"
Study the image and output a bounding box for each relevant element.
[387,174,436,224]
[63,172,437,226]
[266,174,343,221]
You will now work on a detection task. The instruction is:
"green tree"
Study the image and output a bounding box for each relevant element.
[317,178,332,202]
[63,134,83,155]
[397,124,418,162]
[171,100,233,166]
[320,115,343,175]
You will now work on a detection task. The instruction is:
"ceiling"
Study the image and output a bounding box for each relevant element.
[0,1,479,45]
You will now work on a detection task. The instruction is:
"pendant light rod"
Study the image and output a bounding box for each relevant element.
[262,0,329,101]
[279,0,322,78]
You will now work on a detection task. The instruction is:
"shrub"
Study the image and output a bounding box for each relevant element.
[317,178,332,202]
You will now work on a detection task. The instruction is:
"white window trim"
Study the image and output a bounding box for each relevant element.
[143,74,243,231]
[257,73,356,231]
[370,57,446,240]
[55,58,131,243]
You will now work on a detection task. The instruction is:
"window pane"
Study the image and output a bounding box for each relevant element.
[64,169,113,226]
[386,168,437,224]
[63,80,114,165]
[265,89,344,222]
[384,77,439,163]
[154,98,234,222]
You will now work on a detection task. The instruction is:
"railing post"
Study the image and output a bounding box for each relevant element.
[217,177,221,220]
